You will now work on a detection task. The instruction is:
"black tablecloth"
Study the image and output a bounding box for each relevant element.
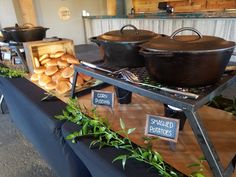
[0,77,182,177]
[0,77,92,177]
[62,121,163,177]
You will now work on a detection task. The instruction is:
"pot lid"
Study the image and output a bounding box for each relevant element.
[2,23,47,32]
[140,27,235,52]
[97,24,157,43]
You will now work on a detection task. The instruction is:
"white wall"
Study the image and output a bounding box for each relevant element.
[33,0,107,44]
[0,0,18,28]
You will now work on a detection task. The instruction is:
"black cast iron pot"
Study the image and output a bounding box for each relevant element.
[90,24,159,68]
[140,27,235,87]
[1,23,49,42]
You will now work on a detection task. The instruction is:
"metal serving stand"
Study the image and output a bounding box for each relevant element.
[71,63,236,177]
[0,41,29,72]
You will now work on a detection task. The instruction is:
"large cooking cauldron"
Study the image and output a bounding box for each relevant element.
[140,27,235,87]
[1,23,49,42]
[90,24,159,67]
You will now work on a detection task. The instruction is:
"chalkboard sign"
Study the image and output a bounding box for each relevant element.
[92,90,114,108]
[145,114,180,142]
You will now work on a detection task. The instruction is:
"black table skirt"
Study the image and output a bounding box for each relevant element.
[0,77,92,177]
[62,121,163,177]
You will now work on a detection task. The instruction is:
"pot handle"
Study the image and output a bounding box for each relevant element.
[120,24,139,35]
[170,27,203,39]
[90,36,100,46]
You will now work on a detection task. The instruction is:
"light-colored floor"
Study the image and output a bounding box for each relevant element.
[0,113,56,177]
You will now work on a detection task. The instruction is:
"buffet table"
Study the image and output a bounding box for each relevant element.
[0,77,175,177]
[0,63,236,177]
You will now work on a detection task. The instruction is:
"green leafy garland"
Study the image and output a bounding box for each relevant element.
[56,98,206,177]
[0,66,25,78]
[56,99,181,176]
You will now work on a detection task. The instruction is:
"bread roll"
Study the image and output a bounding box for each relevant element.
[56,81,71,94]
[57,77,69,84]
[46,59,58,67]
[30,73,39,82]
[61,67,74,78]
[34,66,46,74]
[34,57,40,68]
[40,58,51,65]
[38,74,52,87]
[45,66,58,76]
[45,81,57,90]
[49,53,55,58]
[61,54,75,61]
[39,53,49,61]
[57,60,69,68]
[51,70,62,83]
[54,51,65,58]
[70,75,84,87]
[67,57,79,64]
[79,73,92,81]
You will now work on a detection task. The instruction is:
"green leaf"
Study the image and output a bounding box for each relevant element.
[127,128,136,134]
[191,171,205,177]
[119,144,133,149]
[99,127,106,132]
[62,110,69,117]
[119,118,125,130]
[170,171,179,177]
[105,133,113,141]
[137,147,143,154]
[122,155,127,169]
[198,156,205,162]
[195,174,205,177]
[55,115,65,120]
[89,140,100,148]
[112,155,127,169]
[142,151,149,158]
[82,122,89,134]
[66,132,79,140]
[154,152,163,161]
[188,163,201,168]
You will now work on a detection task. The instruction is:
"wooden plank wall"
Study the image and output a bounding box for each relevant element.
[133,0,236,13]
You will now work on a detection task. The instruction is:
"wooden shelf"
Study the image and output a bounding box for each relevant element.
[133,0,236,13]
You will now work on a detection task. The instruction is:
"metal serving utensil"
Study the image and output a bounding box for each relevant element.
[119,70,199,99]
[80,61,128,75]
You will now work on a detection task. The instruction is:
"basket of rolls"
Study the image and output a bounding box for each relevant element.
[24,39,93,95]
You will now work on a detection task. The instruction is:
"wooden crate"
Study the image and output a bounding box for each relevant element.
[23,39,75,73]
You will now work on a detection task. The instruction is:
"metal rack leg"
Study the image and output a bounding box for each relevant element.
[0,94,4,114]
[184,110,235,177]
[13,47,29,72]
[70,72,78,98]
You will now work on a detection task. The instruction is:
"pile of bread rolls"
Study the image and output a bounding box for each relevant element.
[30,51,92,94]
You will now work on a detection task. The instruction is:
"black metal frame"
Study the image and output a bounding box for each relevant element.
[10,45,29,72]
[71,64,236,177]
